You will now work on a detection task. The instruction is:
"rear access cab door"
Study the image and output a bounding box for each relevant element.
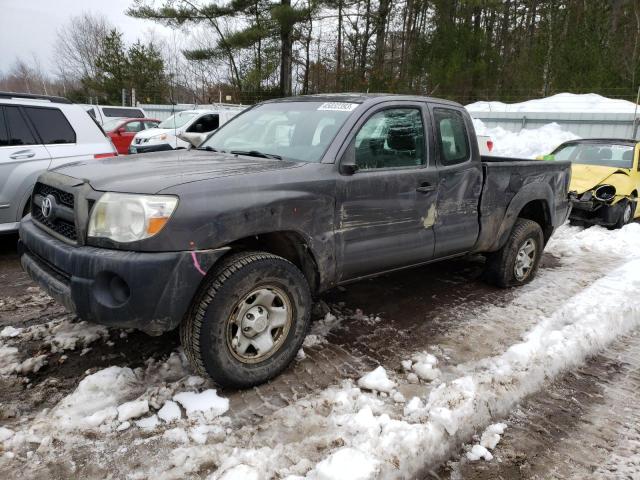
[427,105,483,257]
[335,100,439,281]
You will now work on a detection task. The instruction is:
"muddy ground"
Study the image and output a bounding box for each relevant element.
[0,231,637,479]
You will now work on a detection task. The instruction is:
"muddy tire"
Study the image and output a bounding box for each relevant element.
[611,199,633,230]
[181,251,311,388]
[484,219,544,288]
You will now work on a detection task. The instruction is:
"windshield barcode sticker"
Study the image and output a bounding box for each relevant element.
[317,102,359,112]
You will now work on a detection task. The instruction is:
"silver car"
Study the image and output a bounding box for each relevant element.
[0,92,117,233]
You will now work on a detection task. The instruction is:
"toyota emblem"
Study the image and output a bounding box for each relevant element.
[41,196,53,219]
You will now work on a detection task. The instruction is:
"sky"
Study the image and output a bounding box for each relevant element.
[0,0,173,75]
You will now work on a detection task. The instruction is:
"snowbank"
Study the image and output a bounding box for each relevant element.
[467,92,638,113]
[473,119,579,158]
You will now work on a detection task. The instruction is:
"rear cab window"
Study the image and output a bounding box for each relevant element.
[433,108,470,166]
[24,107,76,144]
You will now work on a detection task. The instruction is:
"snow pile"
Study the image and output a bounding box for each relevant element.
[403,352,441,382]
[303,311,341,348]
[467,92,637,113]
[473,119,579,158]
[313,447,380,480]
[52,366,141,429]
[44,320,109,353]
[158,400,182,423]
[0,346,20,375]
[466,423,507,461]
[173,389,229,421]
[357,366,396,393]
[0,326,22,338]
[117,400,149,422]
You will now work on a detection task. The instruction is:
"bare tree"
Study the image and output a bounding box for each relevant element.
[54,12,112,85]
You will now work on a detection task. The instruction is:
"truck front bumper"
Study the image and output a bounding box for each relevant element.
[19,218,227,335]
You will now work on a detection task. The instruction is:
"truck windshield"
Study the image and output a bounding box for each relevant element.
[549,142,635,169]
[159,112,199,129]
[201,101,360,162]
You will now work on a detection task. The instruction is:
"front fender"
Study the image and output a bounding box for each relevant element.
[600,173,636,204]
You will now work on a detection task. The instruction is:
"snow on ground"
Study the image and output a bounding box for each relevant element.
[4,222,638,479]
[467,92,638,113]
[0,317,110,377]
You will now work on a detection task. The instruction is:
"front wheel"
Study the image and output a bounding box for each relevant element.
[181,251,311,388]
[484,219,544,288]
[611,199,634,230]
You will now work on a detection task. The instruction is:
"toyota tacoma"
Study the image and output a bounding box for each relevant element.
[19,94,571,387]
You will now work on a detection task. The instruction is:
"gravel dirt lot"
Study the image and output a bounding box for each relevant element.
[1,225,639,479]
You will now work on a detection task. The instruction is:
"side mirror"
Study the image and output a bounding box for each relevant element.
[117,127,126,135]
[339,143,359,175]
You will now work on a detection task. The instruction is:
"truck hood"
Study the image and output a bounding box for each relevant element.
[52,150,301,194]
[570,164,630,193]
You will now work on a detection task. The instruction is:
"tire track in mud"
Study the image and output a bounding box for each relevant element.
[438,331,640,480]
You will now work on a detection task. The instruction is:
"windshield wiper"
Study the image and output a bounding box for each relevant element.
[197,146,218,152]
[230,150,283,160]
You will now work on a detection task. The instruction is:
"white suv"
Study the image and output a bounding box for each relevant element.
[0,92,117,234]
[130,108,244,153]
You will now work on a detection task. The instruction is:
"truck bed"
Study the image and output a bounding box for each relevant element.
[474,156,572,252]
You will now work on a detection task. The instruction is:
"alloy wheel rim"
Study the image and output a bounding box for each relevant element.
[226,285,292,364]
[514,238,536,281]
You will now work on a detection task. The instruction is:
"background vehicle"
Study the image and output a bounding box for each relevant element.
[0,92,117,234]
[129,108,243,153]
[83,104,146,125]
[541,139,640,228]
[19,94,571,388]
[103,118,161,155]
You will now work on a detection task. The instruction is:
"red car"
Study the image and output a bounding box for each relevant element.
[103,118,161,155]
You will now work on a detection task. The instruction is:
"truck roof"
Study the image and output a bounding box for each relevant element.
[262,93,464,108]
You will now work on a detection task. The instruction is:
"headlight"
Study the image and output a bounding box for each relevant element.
[594,184,616,203]
[88,193,178,243]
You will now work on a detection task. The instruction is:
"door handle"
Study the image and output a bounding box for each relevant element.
[10,150,35,160]
[416,183,436,193]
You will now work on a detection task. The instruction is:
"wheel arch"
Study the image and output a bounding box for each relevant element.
[216,230,321,294]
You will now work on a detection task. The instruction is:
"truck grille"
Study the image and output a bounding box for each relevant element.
[31,183,78,242]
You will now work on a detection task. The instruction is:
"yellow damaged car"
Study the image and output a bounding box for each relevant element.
[541,139,639,229]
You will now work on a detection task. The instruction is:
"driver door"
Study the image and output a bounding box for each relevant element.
[335,103,439,280]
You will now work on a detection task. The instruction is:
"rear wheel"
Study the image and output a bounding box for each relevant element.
[181,251,311,388]
[484,219,544,288]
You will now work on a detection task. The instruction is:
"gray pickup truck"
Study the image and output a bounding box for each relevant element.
[19,94,571,387]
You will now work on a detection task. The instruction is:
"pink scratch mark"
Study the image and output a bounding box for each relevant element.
[191,251,207,276]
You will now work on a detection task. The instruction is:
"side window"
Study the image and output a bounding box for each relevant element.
[24,107,76,144]
[434,108,470,166]
[189,114,219,133]
[124,121,143,133]
[0,108,8,147]
[5,106,37,146]
[145,121,159,129]
[353,108,425,170]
